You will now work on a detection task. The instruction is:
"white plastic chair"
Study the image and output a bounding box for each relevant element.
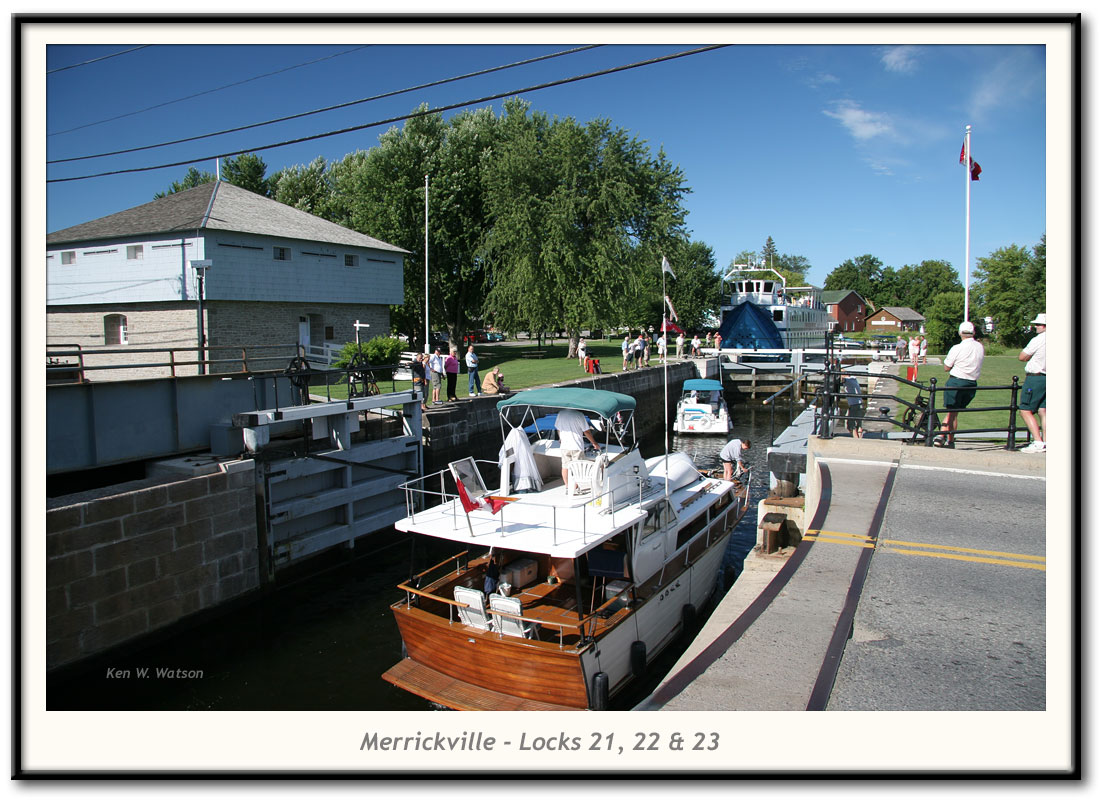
[566,459,595,496]
[454,586,493,631]
[489,593,537,639]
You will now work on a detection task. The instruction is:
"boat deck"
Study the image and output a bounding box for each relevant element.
[382,659,579,711]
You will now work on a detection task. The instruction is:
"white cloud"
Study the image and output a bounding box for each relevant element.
[807,72,840,90]
[969,50,1043,119]
[881,45,921,73]
[823,100,894,141]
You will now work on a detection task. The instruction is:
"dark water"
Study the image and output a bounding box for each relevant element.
[47,401,786,711]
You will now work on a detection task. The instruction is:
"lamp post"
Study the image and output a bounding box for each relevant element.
[191,259,212,375]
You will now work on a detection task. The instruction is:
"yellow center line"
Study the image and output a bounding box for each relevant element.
[881,539,1045,563]
[803,530,1045,570]
[887,548,1047,571]
[805,529,871,541]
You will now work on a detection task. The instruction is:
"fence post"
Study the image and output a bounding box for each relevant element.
[925,377,938,446]
[1008,375,1021,450]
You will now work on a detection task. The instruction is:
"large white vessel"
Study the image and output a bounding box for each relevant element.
[382,387,751,710]
[717,266,829,351]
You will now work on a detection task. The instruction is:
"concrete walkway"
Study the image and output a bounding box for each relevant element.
[638,436,1046,712]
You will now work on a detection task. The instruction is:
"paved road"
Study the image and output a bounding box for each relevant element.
[829,464,1046,710]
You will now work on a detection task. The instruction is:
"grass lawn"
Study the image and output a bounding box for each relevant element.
[310,340,661,401]
[893,354,1032,438]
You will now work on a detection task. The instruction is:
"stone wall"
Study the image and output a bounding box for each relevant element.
[46,461,260,671]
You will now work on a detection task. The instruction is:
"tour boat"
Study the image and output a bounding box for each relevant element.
[382,387,752,710]
[672,378,731,435]
[716,265,829,352]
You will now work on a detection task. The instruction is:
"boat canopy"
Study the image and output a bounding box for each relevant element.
[682,378,724,393]
[497,387,636,419]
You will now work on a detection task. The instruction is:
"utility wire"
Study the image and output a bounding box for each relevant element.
[48,45,372,138]
[48,44,729,185]
[49,45,602,163]
[46,45,151,75]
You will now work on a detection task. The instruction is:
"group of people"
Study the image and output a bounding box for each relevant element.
[621,333,658,370]
[895,334,928,364]
[931,313,1045,453]
[410,344,509,411]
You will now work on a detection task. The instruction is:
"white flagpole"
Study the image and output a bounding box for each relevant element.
[964,125,971,323]
[424,174,430,354]
[662,259,669,498]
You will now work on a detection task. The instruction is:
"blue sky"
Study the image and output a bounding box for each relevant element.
[45,35,1049,289]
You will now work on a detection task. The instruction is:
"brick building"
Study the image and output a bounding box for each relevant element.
[46,181,407,379]
[821,289,869,333]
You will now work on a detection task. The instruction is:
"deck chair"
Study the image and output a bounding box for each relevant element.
[566,458,596,496]
[454,586,493,631]
[489,593,537,639]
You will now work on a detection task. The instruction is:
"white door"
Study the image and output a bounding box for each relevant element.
[298,317,310,355]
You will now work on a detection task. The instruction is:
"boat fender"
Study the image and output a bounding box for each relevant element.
[591,672,610,711]
[630,640,647,677]
[592,453,608,492]
[681,603,697,629]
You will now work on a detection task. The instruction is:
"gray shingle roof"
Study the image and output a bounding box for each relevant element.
[821,289,867,305]
[46,181,408,253]
[878,306,925,321]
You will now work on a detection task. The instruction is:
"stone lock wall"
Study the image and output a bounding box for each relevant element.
[46,461,260,671]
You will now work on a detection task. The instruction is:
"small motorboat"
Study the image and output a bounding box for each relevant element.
[672,378,730,435]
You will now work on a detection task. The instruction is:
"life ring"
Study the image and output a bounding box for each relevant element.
[592,453,607,492]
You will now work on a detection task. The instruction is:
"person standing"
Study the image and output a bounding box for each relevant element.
[554,408,601,491]
[465,344,482,397]
[935,321,985,448]
[577,337,587,369]
[691,334,701,357]
[411,352,429,411]
[444,347,460,402]
[842,372,864,438]
[908,335,921,364]
[675,331,685,359]
[656,332,667,362]
[634,333,645,368]
[919,335,928,365]
[622,335,631,371]
[1017,313,1047,453]
[428,346,445,405]
[719,438,751,480]
[895,336,906,362]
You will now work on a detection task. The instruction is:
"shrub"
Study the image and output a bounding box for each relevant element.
[332,337,405,369]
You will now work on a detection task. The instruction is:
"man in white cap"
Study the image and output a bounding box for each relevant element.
[935,320,985,448]
[1017,313,1047,453]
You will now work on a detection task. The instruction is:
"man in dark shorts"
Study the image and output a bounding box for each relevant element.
[1017,313,1047,453]
[936,320,985,448]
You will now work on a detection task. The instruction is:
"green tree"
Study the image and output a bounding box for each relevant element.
[923,290,965,352]
[220,152,270,196]
[154,166,215,198]
[893,260,963,314]
[972,242,1045,348]
[662,241,721,332]
[761,236,778,268]
[823,255,884,302]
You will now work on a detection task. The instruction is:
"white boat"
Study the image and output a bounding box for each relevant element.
[717,265,829,352]
[672,378,730,435]
[382,386,752,710]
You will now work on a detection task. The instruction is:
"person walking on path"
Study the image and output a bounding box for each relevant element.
[428,346,445,405]
[935,320,985,448]
[622,335,631,371]
[719,438,750,480]
[444,347,460,402]
[1017,313,1047,453]
[465,344,482,396]
[676,332,685,359]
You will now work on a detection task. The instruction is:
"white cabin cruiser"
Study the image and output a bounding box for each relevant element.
[673,378,730,435]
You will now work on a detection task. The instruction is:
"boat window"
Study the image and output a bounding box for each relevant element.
[641,501,670,542]
[773,309,784,322]
[763,282,773,293]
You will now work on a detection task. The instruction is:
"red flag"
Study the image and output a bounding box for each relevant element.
[970,160,981,181]
[959,143,966,164]
[455,476,481,513]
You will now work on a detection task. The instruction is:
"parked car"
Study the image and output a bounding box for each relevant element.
[463,330,489,345]
[485,330,506,342]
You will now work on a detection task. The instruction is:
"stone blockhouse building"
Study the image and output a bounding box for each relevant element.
[46,181,408,379]
[866,306,925,333]
[821,290,869,333]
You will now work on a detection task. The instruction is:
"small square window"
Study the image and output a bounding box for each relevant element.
[344,254,358,267]
[274,247,291,261]
[61,251,76,265]
[325,326,335,340]
[127,245,144,260]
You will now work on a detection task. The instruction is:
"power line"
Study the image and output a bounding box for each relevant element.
[48,45,730,185]
[46,45,151,75]
[48,45,602,163]
[47,45,372,138]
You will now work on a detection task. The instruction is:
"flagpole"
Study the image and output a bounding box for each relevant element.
[662,258,669,500]
[964,125,971,322]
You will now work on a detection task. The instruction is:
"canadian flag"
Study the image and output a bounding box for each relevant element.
[455,478,514,515]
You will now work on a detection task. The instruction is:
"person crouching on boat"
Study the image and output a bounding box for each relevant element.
[555,409,601,491]
[720,438,750,481]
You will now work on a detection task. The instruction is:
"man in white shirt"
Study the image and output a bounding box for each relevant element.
[428,346,445,405]
[935,320,985,448]
[675,332,685,359]
[554,409,600,490]
[908,335,921,364]
[1017,313,1047,453]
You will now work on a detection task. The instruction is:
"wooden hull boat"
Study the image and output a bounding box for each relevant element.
[382,387,752,710]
